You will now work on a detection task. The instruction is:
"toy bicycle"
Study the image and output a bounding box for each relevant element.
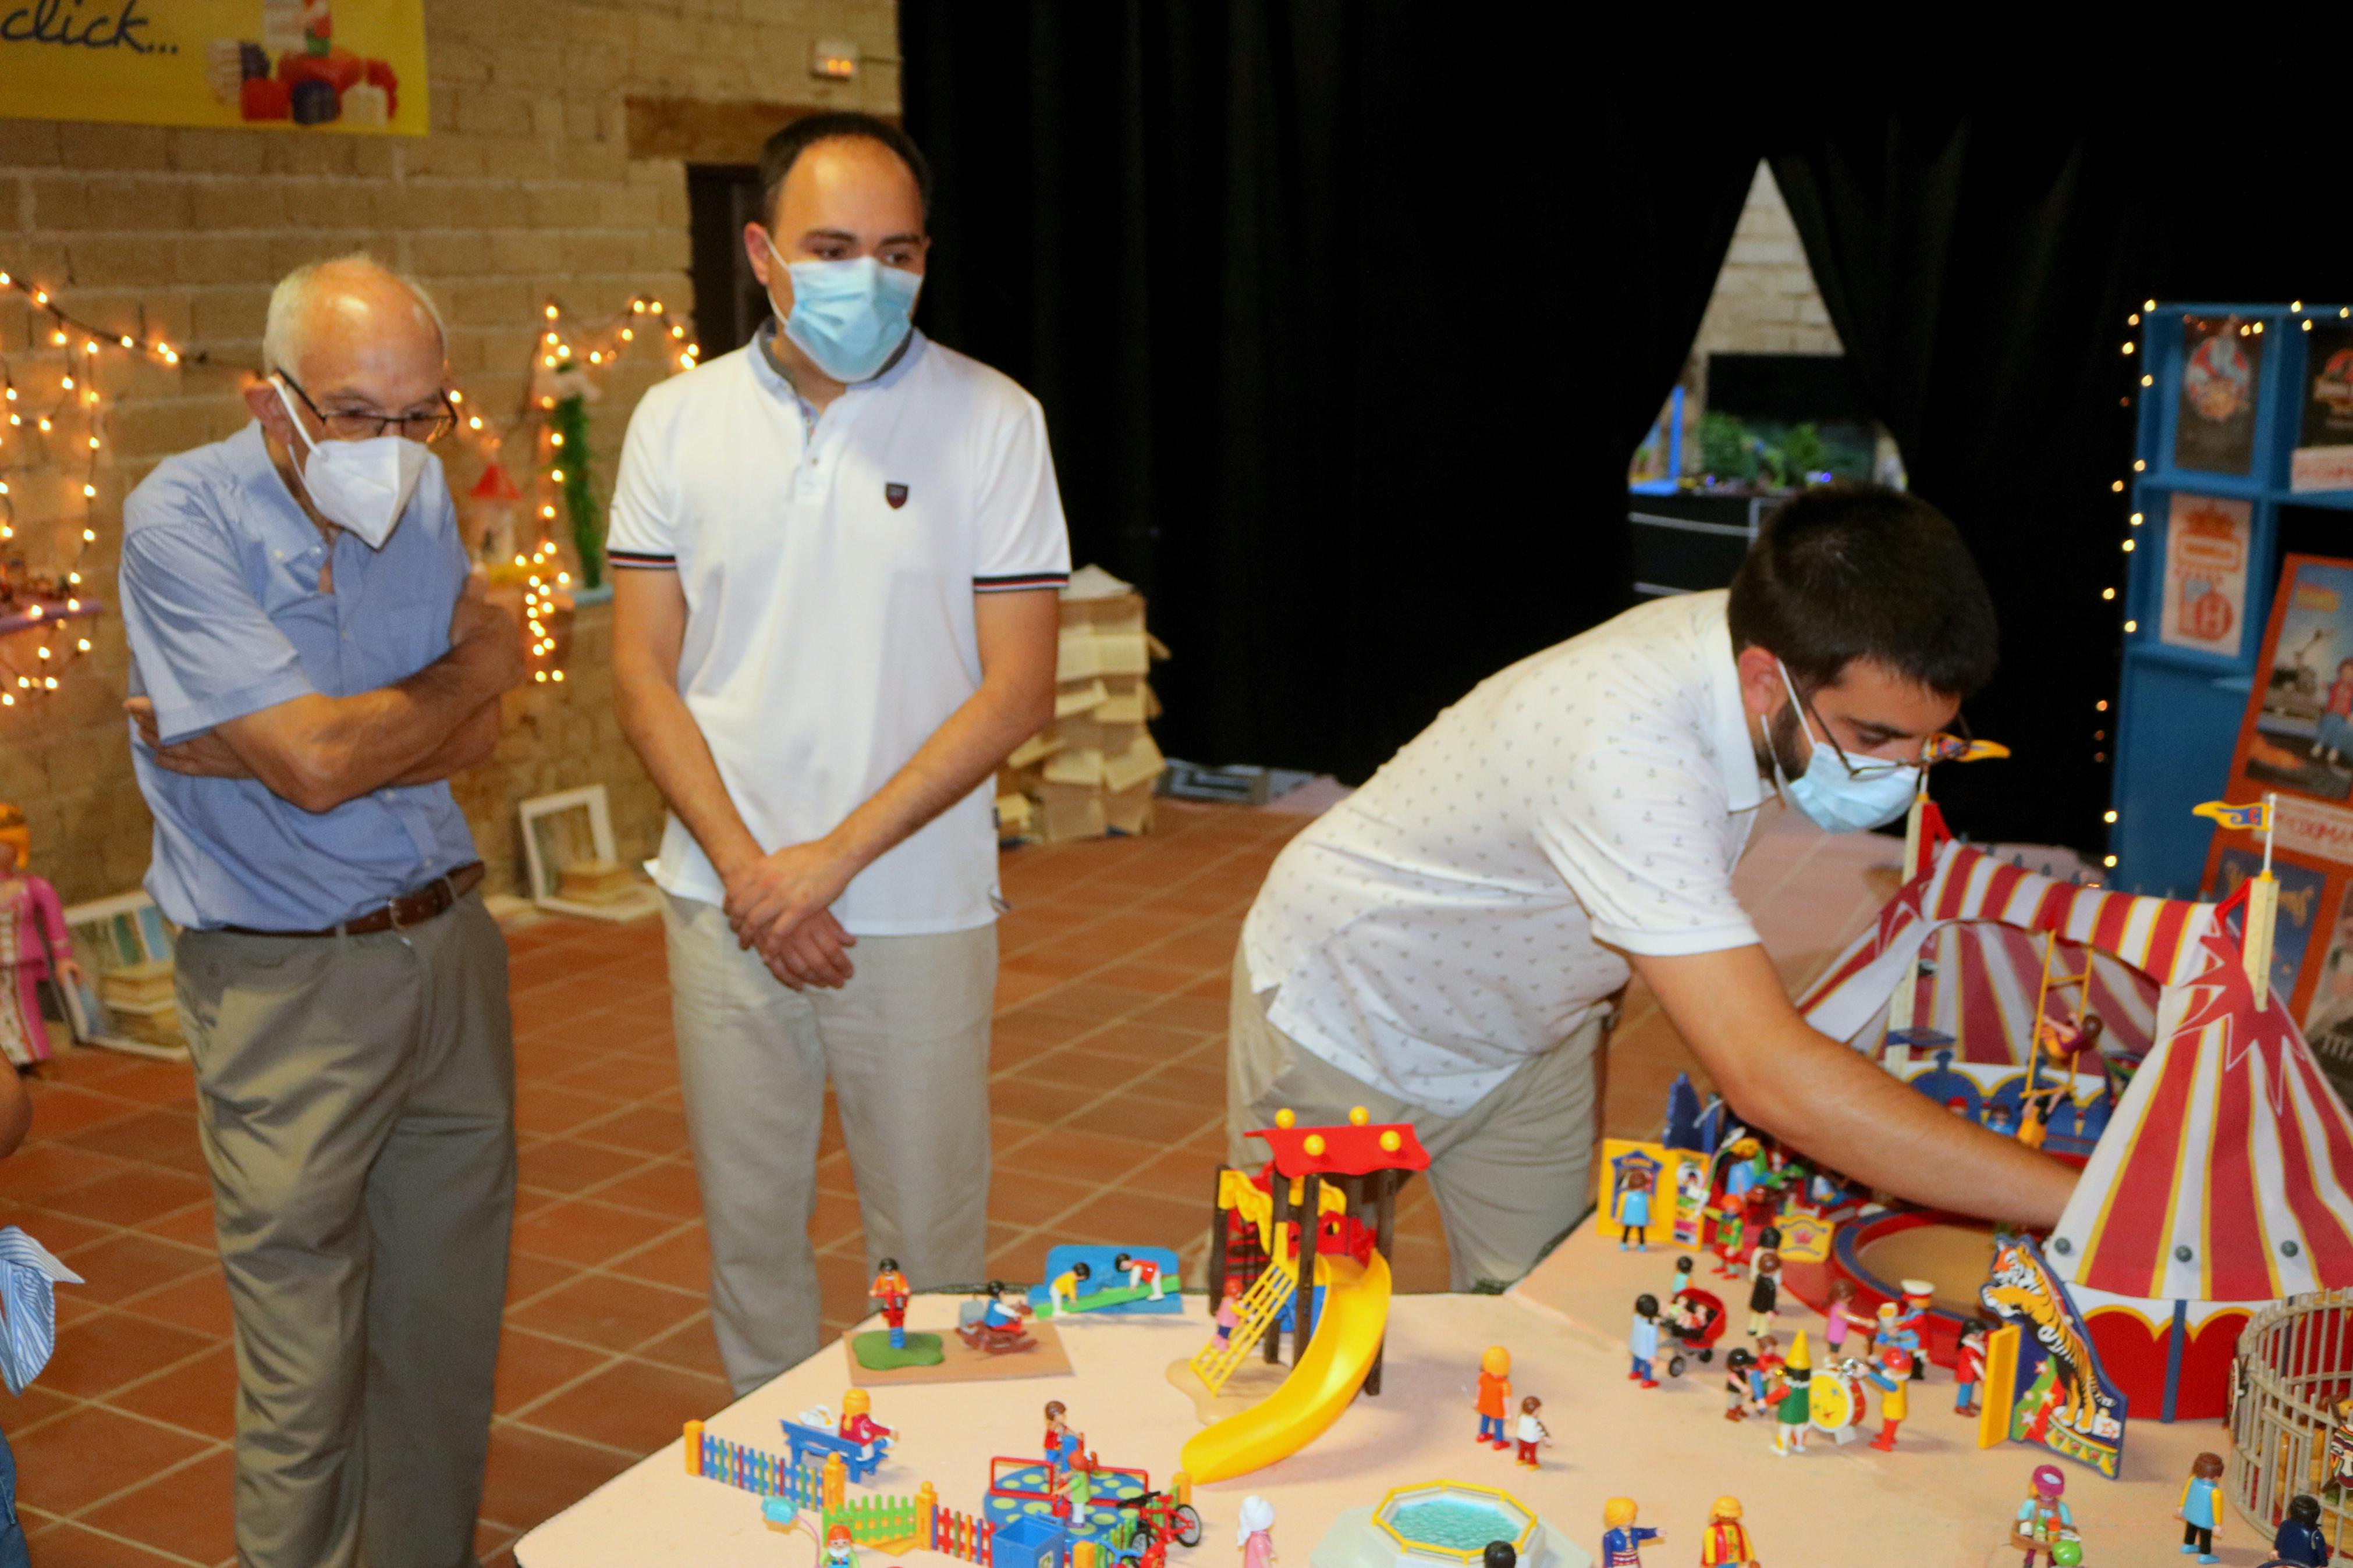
[1115,1488,1204,1559]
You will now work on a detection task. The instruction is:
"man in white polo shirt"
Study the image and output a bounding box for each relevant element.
[1233,488,2078,1288]
[611,113,1066,1389]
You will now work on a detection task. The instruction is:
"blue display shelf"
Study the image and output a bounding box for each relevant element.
[2111,302,2353,895]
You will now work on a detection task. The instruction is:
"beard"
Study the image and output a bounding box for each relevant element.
[1756,698,1807,778]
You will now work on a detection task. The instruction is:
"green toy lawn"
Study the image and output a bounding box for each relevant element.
[850,1331,946,1370]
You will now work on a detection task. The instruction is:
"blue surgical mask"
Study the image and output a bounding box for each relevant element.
[1768,660,1921,833]
[771,246,921,383]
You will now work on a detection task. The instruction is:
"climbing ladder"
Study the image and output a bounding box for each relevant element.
[1188,1251,1297,1394]
[2023,930,2093,1125]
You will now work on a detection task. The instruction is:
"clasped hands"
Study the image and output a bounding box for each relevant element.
[723,838,861,990]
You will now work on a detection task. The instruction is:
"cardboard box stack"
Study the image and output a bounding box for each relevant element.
[1000,566,1170,842]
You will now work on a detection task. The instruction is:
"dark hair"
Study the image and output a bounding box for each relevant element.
[2290,1493,2322,1524]
[1482,1544,1516,1568]
[1727,485,1998,698]
[1635,1293,1659,1317]
[757,112,932,229]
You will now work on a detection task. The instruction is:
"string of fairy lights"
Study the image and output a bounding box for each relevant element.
[0,266,701,705]
[0,267,193,709]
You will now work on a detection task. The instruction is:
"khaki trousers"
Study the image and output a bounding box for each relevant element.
[175,894,515,1568]
[1226,946,1602,1290]
[663,894,994,1395]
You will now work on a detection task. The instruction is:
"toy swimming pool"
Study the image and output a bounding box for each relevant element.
[1312,1481,1589,1568]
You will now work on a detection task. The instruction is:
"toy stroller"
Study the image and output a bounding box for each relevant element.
[1664,1285,1727,1378]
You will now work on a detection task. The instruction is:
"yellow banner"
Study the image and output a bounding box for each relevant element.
[0,1,427,136]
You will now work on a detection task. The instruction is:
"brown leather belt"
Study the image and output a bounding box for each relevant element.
[221,862,485,938]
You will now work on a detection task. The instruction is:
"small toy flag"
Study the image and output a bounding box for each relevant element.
[2193,799,2272,832]
[1923,733,2009,764]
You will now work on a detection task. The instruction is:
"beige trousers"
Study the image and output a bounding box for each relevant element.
[175,894,515,1568]
[663,894,995,1395]
[1226,946,1603,1290]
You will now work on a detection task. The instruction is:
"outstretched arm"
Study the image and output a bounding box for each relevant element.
[1632,942,2078,1228]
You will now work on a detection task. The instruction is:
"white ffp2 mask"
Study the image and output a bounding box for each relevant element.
[273,380,429,549]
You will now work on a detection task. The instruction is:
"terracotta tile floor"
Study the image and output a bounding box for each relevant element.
[0,797,1889,1565]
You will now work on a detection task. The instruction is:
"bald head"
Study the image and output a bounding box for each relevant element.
[249,254,450,457]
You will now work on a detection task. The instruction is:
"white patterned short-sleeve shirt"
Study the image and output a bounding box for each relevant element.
[1243,590,1766,1114]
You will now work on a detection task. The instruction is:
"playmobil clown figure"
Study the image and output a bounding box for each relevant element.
[1769,1331,1812,1455]
[1114,1251,1165,1300]
[1617,1163,1654,1251]
[1698,1498,1758,1567]
[837,1388,893,1453]
[823,1521,859,1568]
[869,1257,911,1349]
[1475,1346,1513,1445]
[1599,1498,1659,1566]
[1954,1319,1988,1416]
[1866,1346,1911,1450]
[1628,1297,1661,1388]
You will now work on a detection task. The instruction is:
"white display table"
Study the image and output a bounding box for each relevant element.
[515,1221,2244,1568]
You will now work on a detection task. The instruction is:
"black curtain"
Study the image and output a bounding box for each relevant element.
[902,5,1752,781]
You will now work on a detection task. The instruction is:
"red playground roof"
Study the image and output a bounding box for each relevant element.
[1247,1112,1431,1176]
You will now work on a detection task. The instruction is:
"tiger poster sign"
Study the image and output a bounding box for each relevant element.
[1976,1233,2127,1478]
[0,0,428,136]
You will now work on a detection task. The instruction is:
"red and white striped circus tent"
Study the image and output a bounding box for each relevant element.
[1798,809,2353,1418]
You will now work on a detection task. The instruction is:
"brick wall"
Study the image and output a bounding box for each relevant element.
[1689,162,1843,366]
[0,0,899,905]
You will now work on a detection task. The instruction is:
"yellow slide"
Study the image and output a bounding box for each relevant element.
[1180,1249,1392,1484]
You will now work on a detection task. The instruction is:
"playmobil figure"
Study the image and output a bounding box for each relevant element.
[1895,1278,1933,1378]
[1749,1334,1781,1416]
[2177,1451,2224,1563]
[1768,1330,1812,1455]
[1709,1204,1746,1279]
[1482,1546,1514,1568]
[958,1279,1036,1353]
[869,1257,911,1349]
[1670,1254,1695,1300]
[1866,1346,1911,1450]
[1954,1318,1989,1416]
[1050,1259,1093,1313]
[1513,1395,1551,1468]
[1475,1346,1513,1445]
[837,1388,894,1452]
[2274,1493,2332,1566]
[1697,1497,1758,1567]
[1822,1278,1864,1357]
[1213,1277,1244,1347]
[1722,1347,1755,1421]
[1745,1251,1780,1338]
[1628,1296,1661,1388]
[0,806,77,1066]
[1617,1162,1655,1251]
[1599,1498,1659,1567]
[1237,1495,1276,1568]
[1723,1138,1763,1202]
[823,1521,860,1568]
[1114,1250,1166,1300]
[2330,1397,2353,1487]
[1043,1400,1082,1473]
[2013,1464,2076,1568]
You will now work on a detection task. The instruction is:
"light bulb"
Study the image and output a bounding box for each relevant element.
[2123,620,2137,632]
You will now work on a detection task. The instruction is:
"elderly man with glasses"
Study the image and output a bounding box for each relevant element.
[118,253,522,1568]
[1230,486,2079,1290]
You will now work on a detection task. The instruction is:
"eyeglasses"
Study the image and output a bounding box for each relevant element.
[1786,669,1954,782]
[278,371,457,442]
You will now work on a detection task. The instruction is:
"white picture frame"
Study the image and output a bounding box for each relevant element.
[517,784,661,923]
[56,890,187,1061]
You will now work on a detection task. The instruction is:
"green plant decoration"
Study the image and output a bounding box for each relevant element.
[1780,422,1828,485]
[548,367,602,589]
[1697,411,1756,483]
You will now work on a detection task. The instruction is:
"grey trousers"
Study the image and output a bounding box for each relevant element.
[1226,946,1603,1290]
[663,894,994,1395]
[175,893,515,1568]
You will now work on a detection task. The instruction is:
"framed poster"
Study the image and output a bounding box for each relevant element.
[0,1,427,136]
[2292,322,2353,493]
[2157,495,2251,655]
[2205,554,2353,1025]
[2174,315,2263,476]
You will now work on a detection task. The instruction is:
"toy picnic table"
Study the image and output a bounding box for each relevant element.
[512,1223,2242,1568]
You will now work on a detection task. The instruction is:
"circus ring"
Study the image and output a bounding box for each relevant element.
[2226,1288,2353,1539]
[1782,1208,1986,1370]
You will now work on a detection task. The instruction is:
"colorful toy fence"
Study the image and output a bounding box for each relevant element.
[683,1430,1002,1565]
[935,1499,996,1564]
[683,1421,837,1510]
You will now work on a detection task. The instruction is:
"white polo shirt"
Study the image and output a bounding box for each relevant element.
[1241,590,1768,1115]
[608,326,1070,934]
